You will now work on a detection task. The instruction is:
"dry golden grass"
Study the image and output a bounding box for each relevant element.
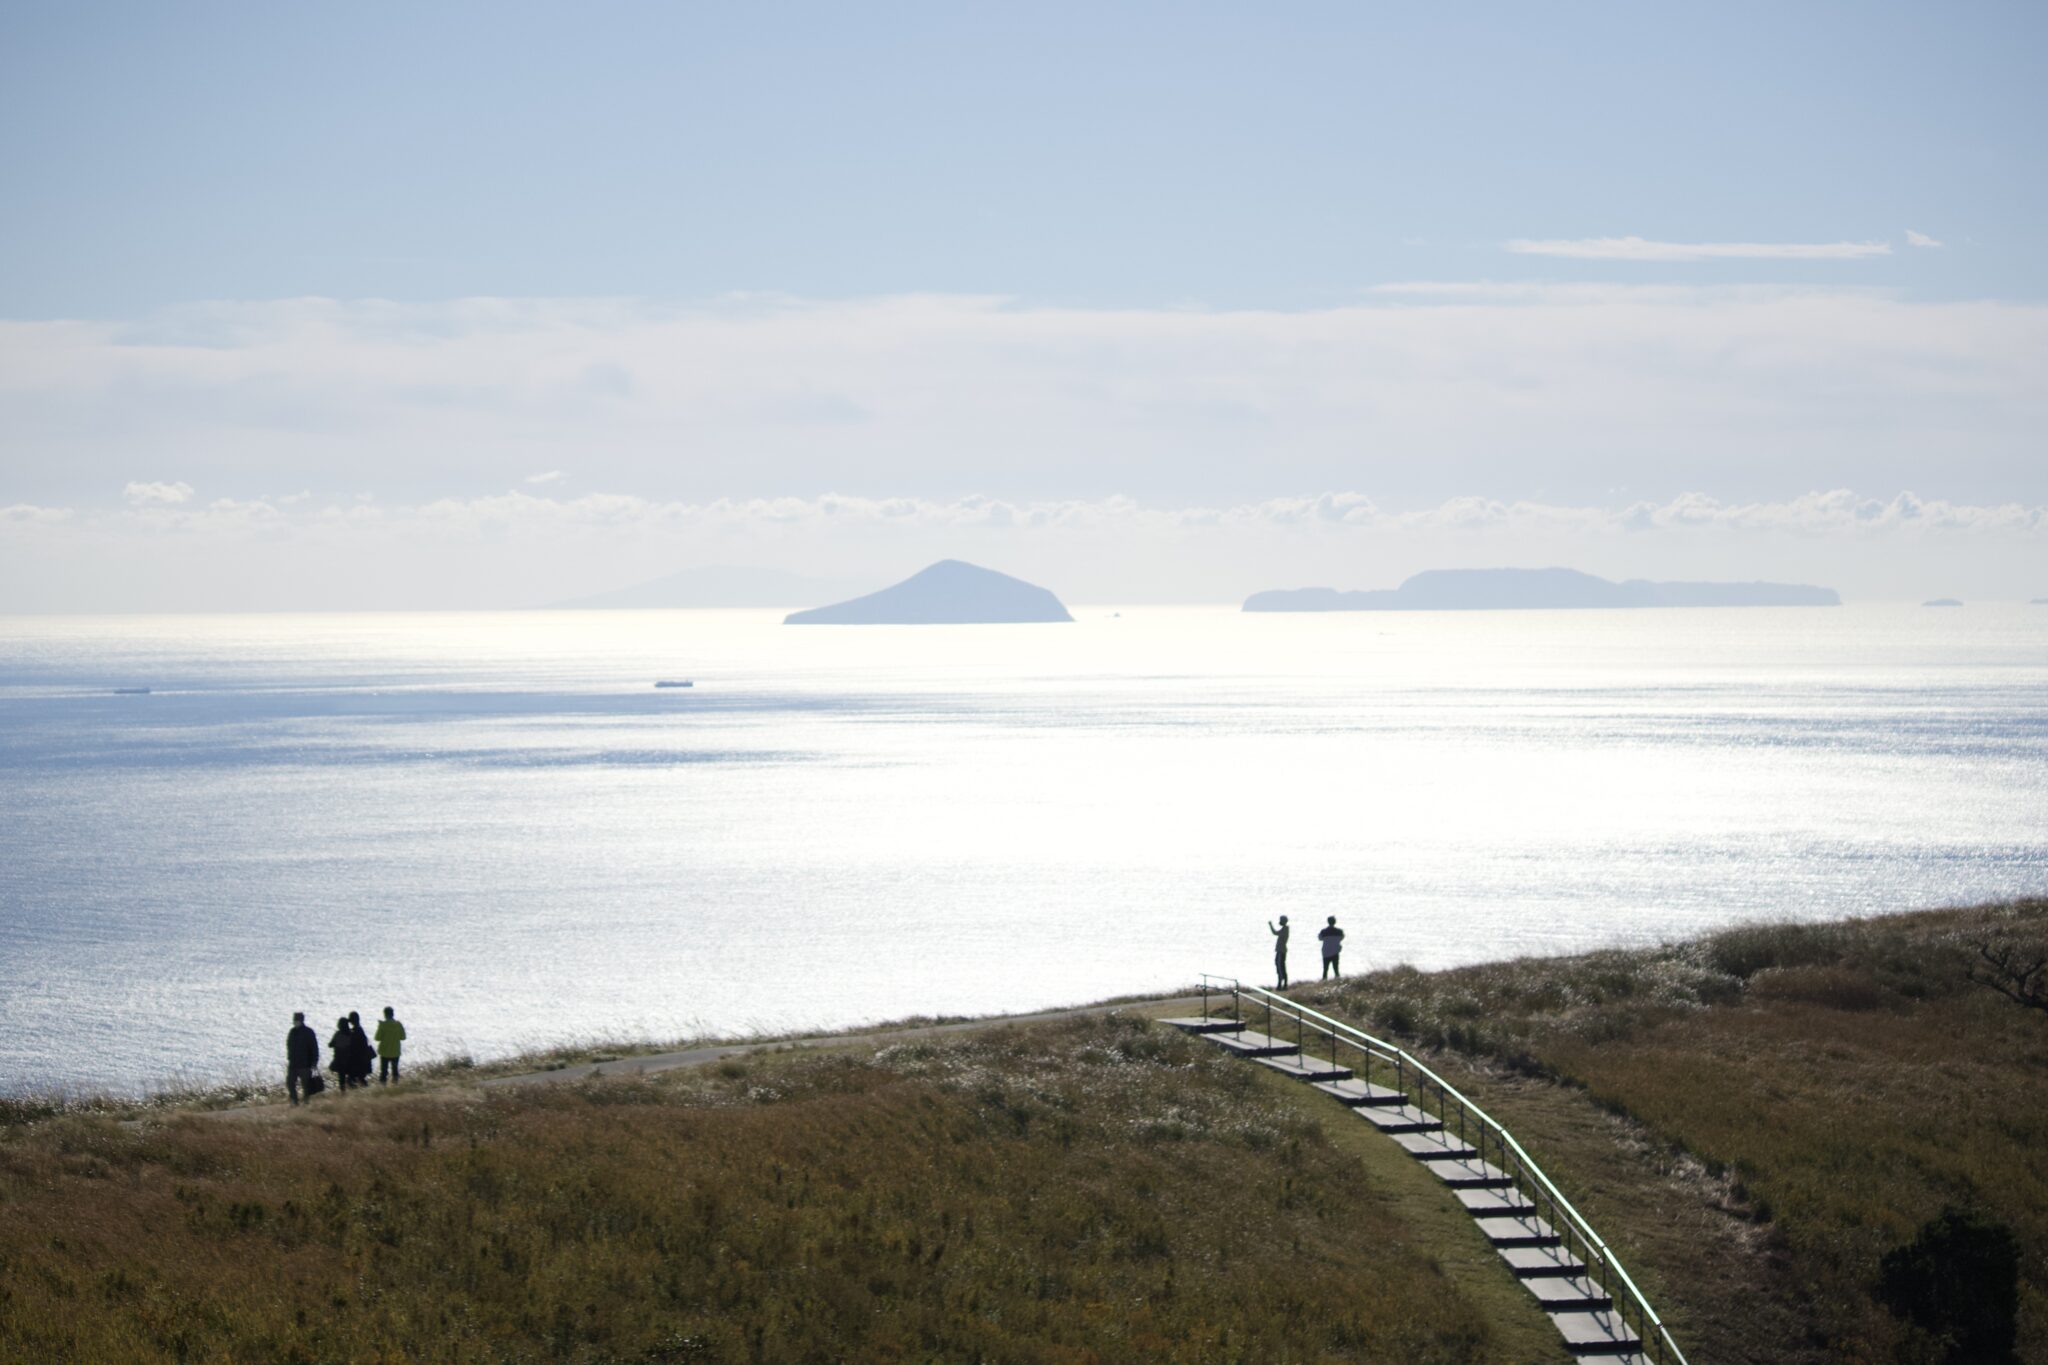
[1301,898,2048,1364]
[2,1012,1541,1363]
[13,904,2040,1362]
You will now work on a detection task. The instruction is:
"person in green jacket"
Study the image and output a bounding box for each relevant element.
[374,1006,407,1084]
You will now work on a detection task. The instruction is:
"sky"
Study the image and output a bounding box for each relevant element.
[2,1,2044,609]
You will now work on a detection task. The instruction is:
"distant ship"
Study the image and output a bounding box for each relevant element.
[654,680,694,688]
[112,687,151,695]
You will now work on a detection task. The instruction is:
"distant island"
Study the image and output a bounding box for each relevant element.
[1923,598,1964,608]
[785,560,1073,625]
[1244,567,1841,613]
[553,565,849,609]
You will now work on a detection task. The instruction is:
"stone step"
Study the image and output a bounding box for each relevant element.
[1420,1156,1516,1189]
[1254,1053,1354,1082]
[1498,1243,1589,1278]
[1207,1030,1301,1059]
[1158,1016,1244,1035]
[1354,1103,1444,1135]
[1455,1186,1539,1216]
[1474,1214,1562,1248]
[1522,1275,1613,1313]
[1389,1130,1479,1160]
[1310,1077,1408,1107]
[1160,1013,1674,1365]
[1549,1309,1642,1356]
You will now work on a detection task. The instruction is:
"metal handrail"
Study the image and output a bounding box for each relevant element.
[1207,977,1688,1365]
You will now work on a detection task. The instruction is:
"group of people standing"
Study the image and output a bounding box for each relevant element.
[284,1007,407,1104]
[1268,914,1346,988]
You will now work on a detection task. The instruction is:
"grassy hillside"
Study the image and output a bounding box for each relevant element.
[1299,897,2048,1363]
[6,900,2040,1362]
[0,1012,1567,1363]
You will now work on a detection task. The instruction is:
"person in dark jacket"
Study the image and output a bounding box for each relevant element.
[346,1011,375,1086]
[287,1011,320,1104]
[1318,915,1345,980]
[329,1015,357,1090]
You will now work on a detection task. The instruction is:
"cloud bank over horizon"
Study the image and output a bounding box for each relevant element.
[3,287,2044,610]
[3,485,2040,612]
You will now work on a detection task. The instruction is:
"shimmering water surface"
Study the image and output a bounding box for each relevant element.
[2,604,2044,1094]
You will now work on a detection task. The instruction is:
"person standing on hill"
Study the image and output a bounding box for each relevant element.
[286,1011,320,1104]
[1318,915,1345,980]
[346,1011,375,1088]
[375,1006,407,1084]
[1269,915,1291,989]
[328,1015,357,1090]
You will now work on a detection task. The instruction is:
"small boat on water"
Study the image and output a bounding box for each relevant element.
[112,687,151,695]
[654,680,694,689]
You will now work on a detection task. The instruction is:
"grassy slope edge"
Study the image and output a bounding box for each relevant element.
[5,899,2041,1361]
[0,1012,1567,1363]
[1295,897,2048,1363]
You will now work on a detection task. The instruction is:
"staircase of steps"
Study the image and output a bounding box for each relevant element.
[1163,985,1685,1365]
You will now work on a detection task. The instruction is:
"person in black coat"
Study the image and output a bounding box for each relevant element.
[329,1015,357,1090]
[286,1011,320,1104]
[346,1011,375,1086]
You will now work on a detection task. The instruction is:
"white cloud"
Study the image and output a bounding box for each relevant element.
[1,502,73,524]
[4,291,2045,610]
[1906,229,1943,248]
[524,470,566,485]
[122,480,194,505]
[4,486,2040,612]
[1506,236,1893,262]
[5,289,2043,524]
[8,487,1985,542]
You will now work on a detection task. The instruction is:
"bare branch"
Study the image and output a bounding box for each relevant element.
[1966,938,2048,1016]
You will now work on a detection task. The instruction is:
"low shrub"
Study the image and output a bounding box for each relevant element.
[1699,921,1844,980]
[1878,1206,2021,1365]
[1746,963,1895,1012]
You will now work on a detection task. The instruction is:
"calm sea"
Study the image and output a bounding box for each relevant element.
[2,604,2044,1095]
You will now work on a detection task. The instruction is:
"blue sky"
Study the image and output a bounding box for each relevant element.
[4,1,2038,313]
[2,3,2044,608]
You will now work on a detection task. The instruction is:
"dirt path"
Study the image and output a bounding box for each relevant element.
[479,995,1210,1087]
[199,993,1213,1120]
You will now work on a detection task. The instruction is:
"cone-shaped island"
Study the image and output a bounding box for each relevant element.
[784,560,1073,625]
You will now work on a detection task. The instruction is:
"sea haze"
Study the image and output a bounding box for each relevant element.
[2,605,2044,1095]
